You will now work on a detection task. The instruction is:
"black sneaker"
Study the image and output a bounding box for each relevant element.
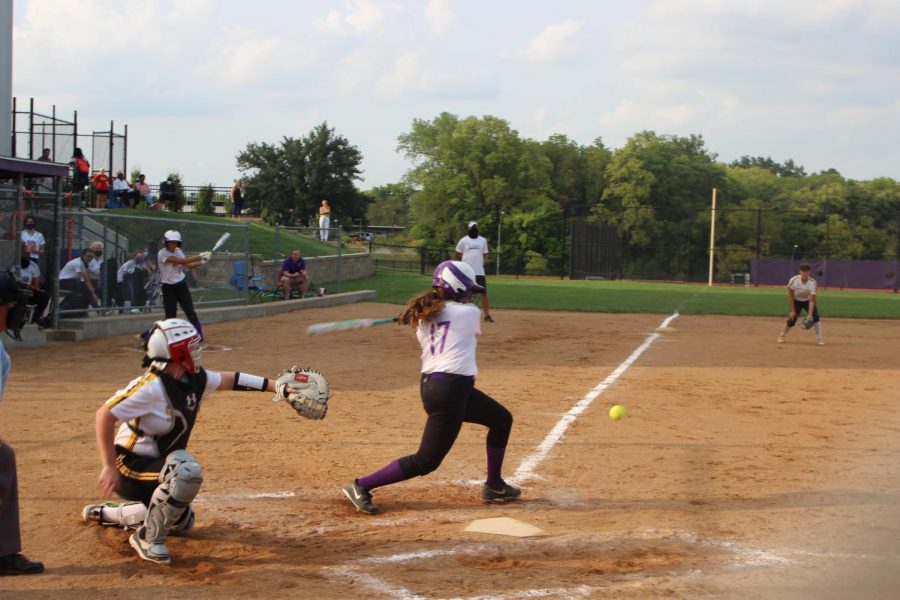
[341,479,379,514]
[0,553,44,576]
[481,480,521,502]
[484,314,495,323]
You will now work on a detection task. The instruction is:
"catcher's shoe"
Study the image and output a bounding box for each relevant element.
[481,480,521,503]
[129,527,171,565]
[342,479,379,515]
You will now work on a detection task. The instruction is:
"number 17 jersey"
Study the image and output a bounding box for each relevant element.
[416,301,481,376]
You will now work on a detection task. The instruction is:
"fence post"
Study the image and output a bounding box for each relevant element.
[52,180,62,329]
[335,231,343,293]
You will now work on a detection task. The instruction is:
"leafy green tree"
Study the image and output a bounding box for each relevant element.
[398,112,552,254]
[236,122,368,227]
[729,156,807,178]
[365,183,414,227]
[594,131,727,278]
[195,184,216,216]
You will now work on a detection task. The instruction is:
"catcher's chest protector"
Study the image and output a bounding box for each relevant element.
[156,369,208,456]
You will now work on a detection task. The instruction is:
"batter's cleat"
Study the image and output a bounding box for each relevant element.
[82,501,120,525]
[129,528,171,565]
[342,479,379,514]
[777,335,784,343]
[484,314,495,323]
[481,480,521,502]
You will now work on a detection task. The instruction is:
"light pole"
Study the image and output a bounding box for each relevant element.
[496,211,505,276]
[790,244,798,275]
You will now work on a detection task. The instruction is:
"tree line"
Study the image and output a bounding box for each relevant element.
[235,114,900,278]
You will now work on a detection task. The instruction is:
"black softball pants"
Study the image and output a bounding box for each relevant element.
[162,280,198,321]
[398,373,513,478]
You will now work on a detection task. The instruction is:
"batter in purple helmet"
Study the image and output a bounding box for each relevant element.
[341,261,520,514]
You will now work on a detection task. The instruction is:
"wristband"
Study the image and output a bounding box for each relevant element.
[233,372,268,392]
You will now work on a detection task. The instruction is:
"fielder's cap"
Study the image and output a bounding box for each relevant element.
[799,263,811,271]
[468,221,478,228]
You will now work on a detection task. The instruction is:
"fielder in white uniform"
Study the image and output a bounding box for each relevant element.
[341,260,518,515]
[455,220,494,322]
[778,263,824,345]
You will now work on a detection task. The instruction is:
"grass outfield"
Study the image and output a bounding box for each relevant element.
[339,269,900,319]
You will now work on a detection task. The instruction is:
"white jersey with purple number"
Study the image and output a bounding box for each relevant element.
[788,275,816,301]
[416,301,481,376]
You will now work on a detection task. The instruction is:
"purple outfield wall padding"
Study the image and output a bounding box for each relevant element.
[751,258,900,290]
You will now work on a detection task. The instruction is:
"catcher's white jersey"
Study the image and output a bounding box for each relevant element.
[105,370,221,458]
[788,275,816,301]
[158,248,186,284]
[455,236,488,276]
[417,301,481,376]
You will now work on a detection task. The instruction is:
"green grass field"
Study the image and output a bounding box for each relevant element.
[103,209,354,258]
[340,269,900,319]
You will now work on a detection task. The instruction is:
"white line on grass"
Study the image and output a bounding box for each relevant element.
[512,312,679,484]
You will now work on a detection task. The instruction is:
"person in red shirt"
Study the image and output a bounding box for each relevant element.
[92,169,111,208]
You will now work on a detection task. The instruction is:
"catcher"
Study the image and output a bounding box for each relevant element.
[81,318,328,565]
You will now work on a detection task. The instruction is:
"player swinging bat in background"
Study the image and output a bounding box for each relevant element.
[139,230,210,344]
[341,260,520,515]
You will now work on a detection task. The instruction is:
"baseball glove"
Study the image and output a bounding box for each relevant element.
[273,366,328,420]
[801,317,814,330]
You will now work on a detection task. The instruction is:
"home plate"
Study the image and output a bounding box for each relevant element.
[463,517,547,538]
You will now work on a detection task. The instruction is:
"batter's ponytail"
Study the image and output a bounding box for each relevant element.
[399,288,449,328]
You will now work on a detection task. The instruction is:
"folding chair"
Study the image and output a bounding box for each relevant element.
[229,260,278,302]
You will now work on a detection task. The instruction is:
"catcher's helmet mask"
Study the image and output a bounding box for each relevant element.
[432,260,484,301]
[143,318,203,373]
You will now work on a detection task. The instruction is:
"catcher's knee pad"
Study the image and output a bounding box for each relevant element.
[144,450,203,543]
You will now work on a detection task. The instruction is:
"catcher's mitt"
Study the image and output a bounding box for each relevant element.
[273,366,328,420]
[800,317,814,330]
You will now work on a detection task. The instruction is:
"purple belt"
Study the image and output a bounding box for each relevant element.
[423,372,474,382]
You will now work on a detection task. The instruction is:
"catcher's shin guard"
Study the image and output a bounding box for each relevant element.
[142,450,203,547]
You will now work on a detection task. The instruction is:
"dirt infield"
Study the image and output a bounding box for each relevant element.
[2,304,900,599]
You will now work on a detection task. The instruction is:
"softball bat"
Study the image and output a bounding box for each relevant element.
[211,232,231,252]
[306,317,399,336]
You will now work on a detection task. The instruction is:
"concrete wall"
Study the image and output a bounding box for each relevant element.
[203,251,374,289]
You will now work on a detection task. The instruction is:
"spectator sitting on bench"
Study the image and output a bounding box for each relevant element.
[17,256,50,328]
[116,251,146,311]
[279,248,310,299]
[58,249,99,317]
[110,171,141,208]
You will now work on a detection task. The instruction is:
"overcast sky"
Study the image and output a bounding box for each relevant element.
[11,0,900,187]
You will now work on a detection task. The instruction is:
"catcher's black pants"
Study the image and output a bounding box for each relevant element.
[162,280,198,321]
[787,299,819,326]
[398,373,513,478]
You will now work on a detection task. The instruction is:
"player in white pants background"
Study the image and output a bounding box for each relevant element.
[778,263,824,345]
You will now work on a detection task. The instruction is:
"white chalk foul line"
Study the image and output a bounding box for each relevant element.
[512,312,679,484]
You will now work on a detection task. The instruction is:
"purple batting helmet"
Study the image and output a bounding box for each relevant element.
[432,260,484,301]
